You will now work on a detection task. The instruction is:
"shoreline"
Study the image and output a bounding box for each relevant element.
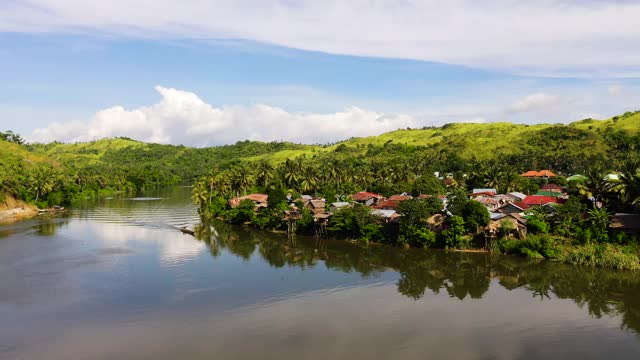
[0,195,39,224]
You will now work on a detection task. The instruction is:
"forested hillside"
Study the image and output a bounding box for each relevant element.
[1,111,639,208]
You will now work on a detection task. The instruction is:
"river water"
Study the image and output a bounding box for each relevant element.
[1,187,640,359]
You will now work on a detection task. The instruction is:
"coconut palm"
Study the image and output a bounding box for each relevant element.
[587,207,611,242]
[483,164,502,190]
[256,161,275,189]
[283,159,300,189]
[191,180,208,209]
[501,168,519,194]
[300,165,318,193]
[585,163,613,204]
[619,158,640,209]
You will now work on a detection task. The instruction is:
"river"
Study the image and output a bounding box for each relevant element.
[1,186,640,359]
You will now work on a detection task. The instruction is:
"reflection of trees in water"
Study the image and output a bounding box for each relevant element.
[195,219,640,335]
[34,215,71,236]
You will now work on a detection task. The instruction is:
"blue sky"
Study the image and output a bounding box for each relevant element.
[1,0,639,145]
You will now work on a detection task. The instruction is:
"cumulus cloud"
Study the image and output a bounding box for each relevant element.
[508,93,561,113]
[29,86,418,146]
[2,1,640,76]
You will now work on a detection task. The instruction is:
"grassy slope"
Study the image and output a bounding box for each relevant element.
[0,139,58,166]
[26,112,640,167]
[247,113,639,163]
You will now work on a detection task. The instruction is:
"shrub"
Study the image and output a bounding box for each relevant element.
[527,218,549,234]
[557,244,640,270]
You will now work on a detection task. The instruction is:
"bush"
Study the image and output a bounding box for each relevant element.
[557,244,640,270]
[527,218,549,234]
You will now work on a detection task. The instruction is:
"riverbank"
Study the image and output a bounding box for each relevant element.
[0,195,38,224]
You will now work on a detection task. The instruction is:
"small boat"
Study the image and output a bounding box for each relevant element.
[38,206,65,213]
[179,226,195,236]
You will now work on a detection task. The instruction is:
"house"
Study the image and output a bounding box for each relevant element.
[427,213,447,231]
[540,184,563,192]
[610,214,640,238]
[521,170,556,178]
[352,191,385,206]
[472,188,497,195]
[388,194,412,201]
[536,190,563,197]
[377,199,402,210]
[488,213,528,239]
[330,202,351,213]
[537,170,556,178]
[371,209,400,223]
[521,170,540,178]
[304,199,326,215]
[475,196,501,211]
[228,194,269,209]
[507,192,527,202]
[498,202,530,215]
[521,195,562,206]
[377,194,412,210]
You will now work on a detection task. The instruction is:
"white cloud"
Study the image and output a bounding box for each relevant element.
[29,86,418,146]
[2,1,640,76]
[608,84,625,96]
[508,93,560,113]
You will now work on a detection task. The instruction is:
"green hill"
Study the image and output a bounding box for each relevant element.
[2,110,639,207]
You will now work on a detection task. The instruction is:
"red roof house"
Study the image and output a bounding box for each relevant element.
[352,192,384,206]
[521,170,539,177]
[537,170,557,177]
[521,195,562,206]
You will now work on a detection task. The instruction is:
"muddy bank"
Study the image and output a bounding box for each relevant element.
[0,195,38,224]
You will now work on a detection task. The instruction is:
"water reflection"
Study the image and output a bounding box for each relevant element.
[3,187,640,359]
[196,219,640,336]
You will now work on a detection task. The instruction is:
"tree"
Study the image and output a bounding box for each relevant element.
[191,180,208,210]
[256,161,275,189]
[411,175,445,196]
[441,215,467,249]
[587,207,611,243]
[554,196,586,235]
[585,163,613,205]
[462,200,490,234]
[397,198,441,246]
[0,130,25,145]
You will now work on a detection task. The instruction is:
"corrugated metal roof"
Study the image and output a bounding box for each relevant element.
[508,192,527,200]
[371,209,397,218]
[473,188,497,194]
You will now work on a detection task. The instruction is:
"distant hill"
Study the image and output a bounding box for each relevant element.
[27,110,640,170]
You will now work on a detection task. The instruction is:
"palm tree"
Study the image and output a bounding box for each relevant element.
[300,165,318,193]
[483,165,502,190]
[587,207,611,243]
[619,158,640,209]
[585,163,613,205]
[256,161,275,189]
[191,180,208,209]
[231,166,252,196]
[501,168,519,194]
[283,159,300,189]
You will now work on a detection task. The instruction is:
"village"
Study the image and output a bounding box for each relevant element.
[225,169,640,243]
